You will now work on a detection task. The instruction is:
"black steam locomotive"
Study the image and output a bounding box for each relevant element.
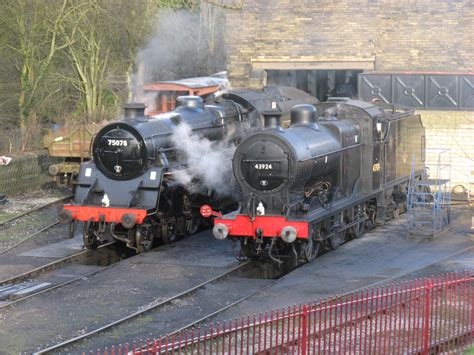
[206,98,425,264]
[60,86,318,252]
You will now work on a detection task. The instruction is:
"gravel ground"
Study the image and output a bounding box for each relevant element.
[0,200,472,353]
[0,189,70,252]
[0,230,239,354]
[208,206,473,322]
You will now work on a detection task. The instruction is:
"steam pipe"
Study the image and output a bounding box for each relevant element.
[268,237,283,265]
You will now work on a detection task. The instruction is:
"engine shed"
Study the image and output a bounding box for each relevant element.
[221,0,474,191]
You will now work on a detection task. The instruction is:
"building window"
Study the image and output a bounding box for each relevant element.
[266,69,362,101]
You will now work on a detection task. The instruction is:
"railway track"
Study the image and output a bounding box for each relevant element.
[0,221,61,256]
[0,195,71,228]
[138,245,474,354]
[0,195,72,255]
[34,260,254,354]
[0,242,117,308]
[34,246,474,354]
[4,204,469,355]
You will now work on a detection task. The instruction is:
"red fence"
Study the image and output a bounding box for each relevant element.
[93,272,473,354]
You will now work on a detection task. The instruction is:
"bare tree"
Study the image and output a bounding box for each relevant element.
[61,0,167,122]
[0,0,86,149]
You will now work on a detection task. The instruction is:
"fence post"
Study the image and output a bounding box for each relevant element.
[422,279,433,354]
[300,305,308,355]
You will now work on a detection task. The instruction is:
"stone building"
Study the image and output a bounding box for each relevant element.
[222,0,474,191]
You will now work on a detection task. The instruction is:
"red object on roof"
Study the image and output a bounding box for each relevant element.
[140,76,229,115]
[142,82,220,96]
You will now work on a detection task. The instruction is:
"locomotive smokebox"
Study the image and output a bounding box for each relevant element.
[262,110,282,130]
[176,96,204,110]
[290,104,318,128]
[124,103,146,120]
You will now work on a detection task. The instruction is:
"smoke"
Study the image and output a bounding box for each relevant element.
[323,107,339,119]
[130,8,226,99]
[136,91,158,115]
[171,123,236,196]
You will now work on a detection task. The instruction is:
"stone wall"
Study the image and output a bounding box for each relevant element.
[420,111,474,193]
[223,0,474,195]
[224,0,473,89]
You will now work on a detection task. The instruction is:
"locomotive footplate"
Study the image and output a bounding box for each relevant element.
[61,205,147,225]
[212,215,309,240]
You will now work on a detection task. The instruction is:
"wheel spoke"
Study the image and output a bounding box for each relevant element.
[162,220,178,244]
[136,226,154,253]
[184,216,200,236]
[304,237,319,262]
[329,231,345,250]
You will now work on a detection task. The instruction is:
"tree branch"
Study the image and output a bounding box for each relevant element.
[202,0,244,10]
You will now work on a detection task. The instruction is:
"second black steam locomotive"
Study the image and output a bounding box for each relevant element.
[60,86,318,252]
[206,98,425,264]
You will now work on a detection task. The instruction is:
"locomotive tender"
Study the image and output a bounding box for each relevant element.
[208,98,425,264]
[59,86,318,252]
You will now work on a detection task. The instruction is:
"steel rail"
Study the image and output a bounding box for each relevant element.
[34,260,252,355]
[0,242,114,286]
[416,330,473,354]
[0,195,71,227]
[0,264,112,310]
[147,245,474,354]
[0,221,60,256]
[35,247,474,353]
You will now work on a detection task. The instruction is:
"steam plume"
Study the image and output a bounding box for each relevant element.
[131,9,226,99]
[171,123,235,195]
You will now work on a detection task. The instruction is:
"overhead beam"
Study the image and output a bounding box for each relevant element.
[251,58,375,71]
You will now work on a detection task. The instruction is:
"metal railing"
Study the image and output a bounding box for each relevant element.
[91,272,473,354]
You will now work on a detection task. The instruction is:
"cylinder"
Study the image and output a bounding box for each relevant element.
[124,103,146,120]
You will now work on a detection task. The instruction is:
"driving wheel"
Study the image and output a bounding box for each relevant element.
[161,220,178,244]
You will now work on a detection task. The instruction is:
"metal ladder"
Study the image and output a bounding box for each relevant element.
[407,149,451,237]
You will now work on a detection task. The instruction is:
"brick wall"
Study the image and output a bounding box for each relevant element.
[223,0,474,195]
[224,0,473,89]
[420,111,474,193]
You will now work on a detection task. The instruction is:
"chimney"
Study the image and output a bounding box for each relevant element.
[262,110,282,130]
[124,103,146,120]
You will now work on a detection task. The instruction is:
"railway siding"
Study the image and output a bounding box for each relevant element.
[205,206,474,325]
[0,206,472,353]
[0,231,241,353]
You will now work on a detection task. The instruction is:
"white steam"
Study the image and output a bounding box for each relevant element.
[323,107,339,119]
[130,9,226,99]
[171,123,236,195]
[138,91,159,115]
